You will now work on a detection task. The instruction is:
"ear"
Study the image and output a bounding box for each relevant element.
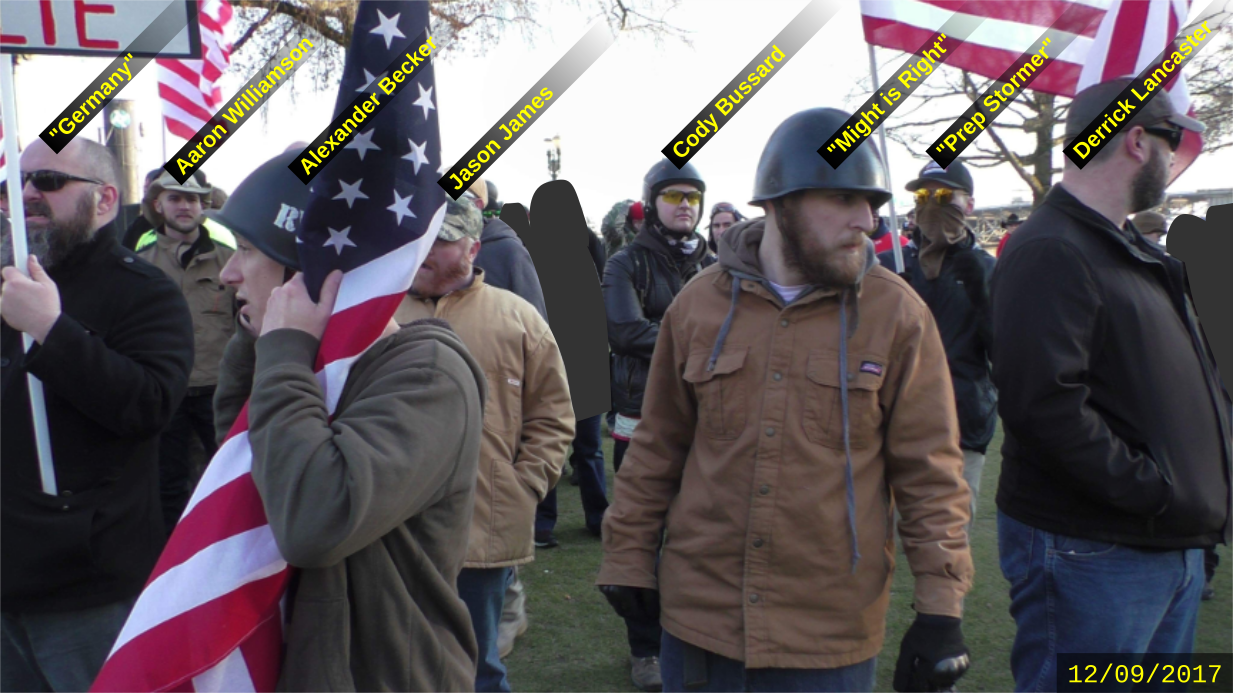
[469,239,482,260]
[964,196,975,215]
[97,184,120,216]
[1123,126,1153,165]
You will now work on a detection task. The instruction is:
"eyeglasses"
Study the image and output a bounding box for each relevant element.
[1143,125,1183,152]
[913,187,957,206]
[659,190,703,206]
[0,170,104,197]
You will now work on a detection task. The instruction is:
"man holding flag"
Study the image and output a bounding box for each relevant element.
[91,2,481,690]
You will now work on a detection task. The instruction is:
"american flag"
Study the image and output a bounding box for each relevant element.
[91,2,443,691]
[861,0,1203,175]
[158,0,234,140]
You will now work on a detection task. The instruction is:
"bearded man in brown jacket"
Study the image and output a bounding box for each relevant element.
[597,108,974,693]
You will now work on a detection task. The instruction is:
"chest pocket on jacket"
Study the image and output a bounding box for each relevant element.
[483,370,523,436]
[803,350,884,450]
[684,347,749,440]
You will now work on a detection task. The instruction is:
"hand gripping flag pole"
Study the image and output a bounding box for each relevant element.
[1,55,58,495]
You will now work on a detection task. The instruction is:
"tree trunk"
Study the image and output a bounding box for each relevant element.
[1030,93,1056,207]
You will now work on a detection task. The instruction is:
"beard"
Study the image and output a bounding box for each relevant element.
[777,198,867,288]
[411,255,473,298]
[2,191,96,269]
[1129,143,1169,214]
[163,209,204,235]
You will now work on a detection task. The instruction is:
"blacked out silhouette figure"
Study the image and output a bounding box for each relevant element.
[1167,203,1232,392]
[500,203,530,237]
[512,181,610,420]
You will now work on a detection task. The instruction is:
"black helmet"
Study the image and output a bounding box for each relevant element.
[642,159,706,230]
[205,150,306,270]
[751,108,891,209]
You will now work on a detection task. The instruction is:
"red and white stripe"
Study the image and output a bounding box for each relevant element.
[1,120,7,180]
[157,0,234,141]
[861,0,1202,174]
[91,207,444,693]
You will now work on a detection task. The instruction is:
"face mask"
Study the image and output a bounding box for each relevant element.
[915,201,966,280]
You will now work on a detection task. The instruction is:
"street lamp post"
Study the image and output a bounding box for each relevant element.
[545,135,561,180]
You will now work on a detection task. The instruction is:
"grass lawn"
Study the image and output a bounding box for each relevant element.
[505,425,1232,692]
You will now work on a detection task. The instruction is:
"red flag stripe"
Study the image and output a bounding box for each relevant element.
[92,572,289,693]
[157,84,215,122]
[860,16,1084,95]
[315,293,406,369]
[148,474,270,583]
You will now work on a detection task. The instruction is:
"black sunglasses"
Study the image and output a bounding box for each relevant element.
[0,170,104,196]
[1144,125,1183,152]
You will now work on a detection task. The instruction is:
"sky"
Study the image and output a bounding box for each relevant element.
[7,0,1231,232]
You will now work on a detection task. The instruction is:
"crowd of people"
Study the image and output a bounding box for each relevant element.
[0,75,1228,693]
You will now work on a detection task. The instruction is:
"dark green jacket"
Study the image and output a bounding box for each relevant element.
[214,319,485,691]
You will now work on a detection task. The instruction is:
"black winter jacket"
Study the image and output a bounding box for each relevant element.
[603,226,711,417]
[2,223,194,612]
[474,217,547,319]
[992,185,1232,548]
[878,229,997,452]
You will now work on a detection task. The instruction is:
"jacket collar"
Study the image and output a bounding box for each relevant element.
[1048,184,1171,267]
[49,221,119,278]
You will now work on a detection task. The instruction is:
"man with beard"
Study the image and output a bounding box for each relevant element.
[602,159,713,691]
[992,79,1230,690]
[395,195,574,692]
[135,171,237,536]
[1,139,193,691]
[878,159,996,533]
[211,151,485,690]
[599,108,973,693]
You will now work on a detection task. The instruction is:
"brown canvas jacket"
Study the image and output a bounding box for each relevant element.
[137,225,235,387]
[396,270,575,567]
[597,218,973,669]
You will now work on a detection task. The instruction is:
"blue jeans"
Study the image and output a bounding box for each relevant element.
[998,511,1205,692]
[2,598,135,692]
[536,414,609,534]
[661,631,876,692]
[458,567,514,692]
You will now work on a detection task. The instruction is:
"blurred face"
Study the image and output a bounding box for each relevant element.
[773,190,875,288]
[656,184,701,234]
[412,237,478,298]
[711,211,737,239]
[219,237,287,335]
[155,190,205,235]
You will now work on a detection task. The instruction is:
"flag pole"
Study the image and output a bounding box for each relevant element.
[1,55,59,495]
[868,44,905,274]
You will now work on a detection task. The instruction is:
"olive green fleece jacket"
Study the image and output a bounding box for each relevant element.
[213,318,485,691]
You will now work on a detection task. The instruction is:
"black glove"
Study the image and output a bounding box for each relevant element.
[893,613,970,692]
[598,585,660,622]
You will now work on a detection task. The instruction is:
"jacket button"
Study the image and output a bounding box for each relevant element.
[780,319,789,328]
[847,372,855,382]
[123,257,135,264]
[59,490,72,497]
[759,484,770,495]
[749,593,760,603]
[60,505,70,511]
[765,427,775,437]
[753,537,764,548]
[772,372,782,381]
